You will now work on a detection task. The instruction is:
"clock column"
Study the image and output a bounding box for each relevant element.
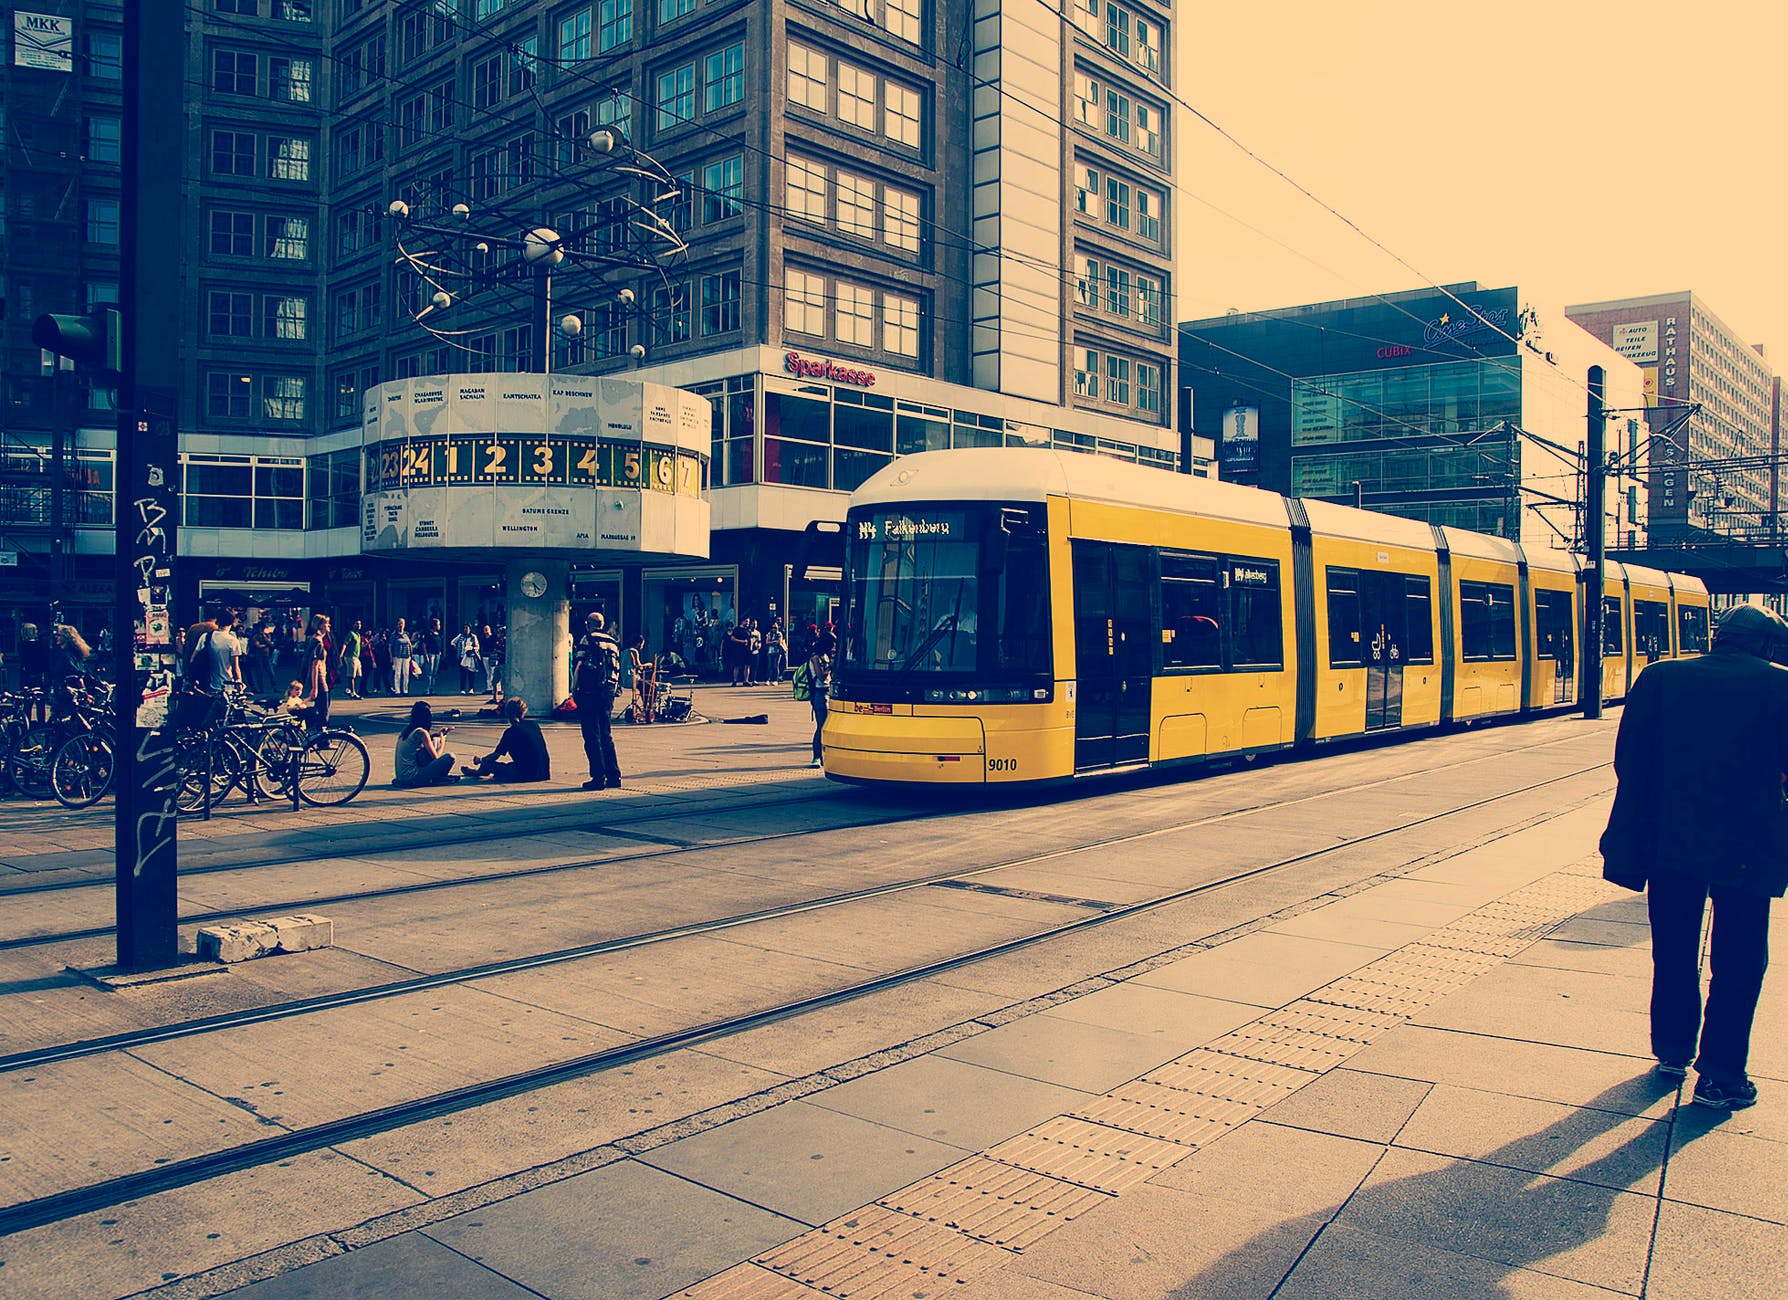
[502,559,572,718]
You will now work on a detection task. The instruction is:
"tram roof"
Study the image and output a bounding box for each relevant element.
[849,449,1294,530]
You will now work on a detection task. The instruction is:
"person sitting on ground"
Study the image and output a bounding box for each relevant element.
[278,680,306,713]
[392,700,459,788]
[462,696,551,783]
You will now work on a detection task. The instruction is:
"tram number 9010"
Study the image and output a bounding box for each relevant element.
[988,758,1018,773]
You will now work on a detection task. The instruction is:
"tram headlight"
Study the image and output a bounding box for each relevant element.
[923,686,1052,705]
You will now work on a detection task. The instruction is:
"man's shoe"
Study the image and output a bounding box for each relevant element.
[810,757,823,767]
[581,778,606,791]
[1656,1058,1691,1079]
[1692,1074,1758,1110]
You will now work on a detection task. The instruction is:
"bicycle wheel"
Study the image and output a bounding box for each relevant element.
[294,730,370,807]
[7,723,61,800]
[253,723,303,801]
[174,735,240,815]
[51,732,115,809]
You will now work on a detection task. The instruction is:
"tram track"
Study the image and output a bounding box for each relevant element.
[0,729,1595,956]
[0,753,1613,1237]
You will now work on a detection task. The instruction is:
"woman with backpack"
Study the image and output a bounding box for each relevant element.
[803,647,831,768]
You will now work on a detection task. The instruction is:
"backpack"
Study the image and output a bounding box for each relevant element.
[791,662,811,701]
[581,634,622,694]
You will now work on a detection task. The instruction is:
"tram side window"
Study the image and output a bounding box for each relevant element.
[1602,596,1624,654]
[1160,553,1222,669]
[1634,599,1670,661]
[1460,580,1517,661]
[1403,575,1434,664]
[1326,569,1364,667]
[1534,589,1576,664]
[1228,559,1283,669]
[1679,604,1709,654]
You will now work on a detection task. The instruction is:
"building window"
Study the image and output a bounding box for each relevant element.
[1135,102,1159,157]
[837,63,875,129]
[1137,361,1161,414]
[1105,89,1131,144]
[509,37,538,95]
[270,56,313,103]
[883,292,919,357]
[1074,255,1101,308]
[656,62,694,130]
[1074,348,1100,397]
[263,375,307,421]
[659,0,694,22]
[785,268,826,336]
[884,81,921,148]
[1104,2,1131,56]
[701,155,743,222]
[651,281,691,344]
[86,198,120,245]
[836,281,874,347]
[268,137,311,181]
[264,295,309,340]
[207,371,254,418]
[1074,164,1099,215]
[212,49,258,96]
[472,54,503,108]
[1136,274,1161,328]
[86,116,121,165]
[1104,265,1131,318]
[786,157,827,222]
[597,0,632,52]
[701,269,741,335]
[1105,177,1130,229]
[1134,17,1160,73]
[210,210,255,256]
[209,291,252,337]
[558,7,592,63]
[87,32,123,79]
[836,171,875,237]
[885,0,921,43]
[1136,189,1160,243]
[703,42,744,112]
[788,43,827,110]
[265,215,310,260]
[883,186,920,253]
[1106,354,1131,405]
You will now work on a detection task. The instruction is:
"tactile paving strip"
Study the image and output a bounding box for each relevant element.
[757,1203,1010,1297]
[983,1116,1193,1194]
[880,1154,1112,1250]
[673,860,1615,1295]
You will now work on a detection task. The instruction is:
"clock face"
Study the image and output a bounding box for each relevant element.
[521,570,548,598]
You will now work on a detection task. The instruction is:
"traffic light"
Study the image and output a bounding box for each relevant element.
[32,308,122,382]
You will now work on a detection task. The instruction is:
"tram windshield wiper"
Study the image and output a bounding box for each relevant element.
[900,613,960,671]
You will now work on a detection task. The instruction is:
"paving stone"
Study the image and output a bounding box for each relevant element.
[804,1053,1091,1153]
[1646,1200,1788,1300]
[425,1157,804,1300]
[1276,1222,1620,1298]
[638,1099,968,1228]
[1149,1120,1385,1218]
[1329,1146,1656,1293]
[1257,1067,1432,1144]
[211,1231,537,1299]
[1659,1124,1788,1223]
[935,1011,1187,1094]
[1033,980,1260,1049]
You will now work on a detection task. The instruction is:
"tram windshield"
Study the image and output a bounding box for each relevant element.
[842,503,1051,687]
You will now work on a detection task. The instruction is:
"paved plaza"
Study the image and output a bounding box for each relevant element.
[0,701,1782,1299]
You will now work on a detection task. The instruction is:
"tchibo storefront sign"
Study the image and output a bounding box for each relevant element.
[358,374,711,558]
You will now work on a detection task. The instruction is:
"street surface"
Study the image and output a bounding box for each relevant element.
[0,690,1782,1299]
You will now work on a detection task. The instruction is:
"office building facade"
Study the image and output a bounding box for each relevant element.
[1566,292,1779,543]
[3,0,1190,664]
[1180,283,1647,553]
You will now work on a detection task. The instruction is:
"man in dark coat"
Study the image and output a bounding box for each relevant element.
[572,611,623,792]
[1600,602,1788,1110]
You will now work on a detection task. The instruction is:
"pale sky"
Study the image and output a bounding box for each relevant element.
[1174,2,1788,363]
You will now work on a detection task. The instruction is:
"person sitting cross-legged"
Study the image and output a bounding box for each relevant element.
[392,700,460,788]
[463,697,552,783]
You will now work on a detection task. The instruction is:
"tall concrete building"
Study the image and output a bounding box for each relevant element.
[3,0,1188,665]
[1566,292,1778,543]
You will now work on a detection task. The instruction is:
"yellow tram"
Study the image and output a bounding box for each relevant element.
[822,450,1710,786]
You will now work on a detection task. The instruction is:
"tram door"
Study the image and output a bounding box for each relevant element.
[1361,573,1405,732]
[1534,589,1575,703]
[1072,541,1154,770]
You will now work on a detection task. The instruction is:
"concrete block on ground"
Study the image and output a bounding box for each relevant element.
[267,914,335,953]
[197,921,280,964]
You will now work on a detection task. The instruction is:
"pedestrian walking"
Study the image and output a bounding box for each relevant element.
[804,646,831,767]
[452,623,481,694]
[339,620,365,699]
[420,618,443,694]
[572,611,624,791]
[391,618,415,696]
[1600,602,1788,1111]
[363,628,383,696]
